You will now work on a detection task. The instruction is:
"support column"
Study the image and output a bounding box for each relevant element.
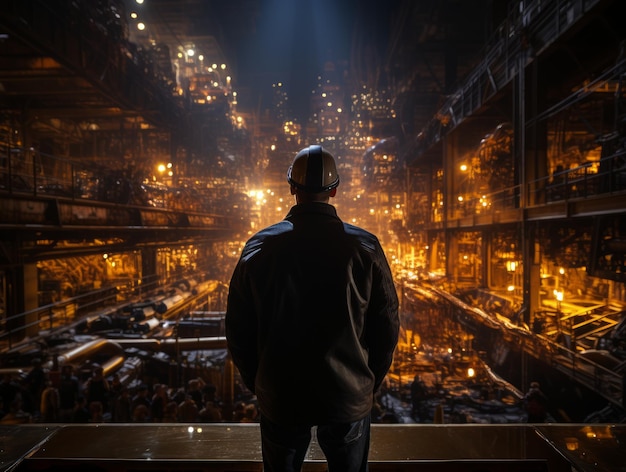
[528,234,542,329]
[443,129,458,282]
[4,264,39,340]
[525,50,549,206]
[428,233,440,273]
[482,232,491,288]
[446,232,459,285]
[22,263,39,338]
[141,247,158,290]
[4,268,21,339]
[523,42,547,327]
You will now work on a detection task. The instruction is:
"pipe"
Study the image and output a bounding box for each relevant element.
[102,355,125,377]
[136,317,160,332]
[56,338,124,366]
[113,336,227,354]
[110,338,162,351]
[160,336,227,354]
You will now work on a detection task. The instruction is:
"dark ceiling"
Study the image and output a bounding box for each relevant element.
[123,0,260,72]
[0,0,497,133]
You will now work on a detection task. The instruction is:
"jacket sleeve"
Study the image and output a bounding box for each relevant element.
[225,261,258,393]
[366,243,400,392]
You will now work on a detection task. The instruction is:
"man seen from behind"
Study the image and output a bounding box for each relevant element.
[226,145,400,472]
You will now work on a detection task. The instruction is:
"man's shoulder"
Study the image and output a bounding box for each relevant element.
[246,220,293,245]
[239,221,292,261]
[343,223,380,249]
[343,222,375,236]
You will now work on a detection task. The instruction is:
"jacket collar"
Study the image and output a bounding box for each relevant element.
[285,202,339,220]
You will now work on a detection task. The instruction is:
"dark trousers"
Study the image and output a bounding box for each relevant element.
[260,414,371,472]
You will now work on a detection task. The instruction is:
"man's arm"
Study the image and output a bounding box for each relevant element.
[225,264,258,393]
[366,245,400,392]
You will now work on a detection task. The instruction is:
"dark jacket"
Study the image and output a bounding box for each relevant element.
[226,202,399,425]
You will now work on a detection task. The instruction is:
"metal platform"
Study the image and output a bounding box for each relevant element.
[2,423,624,472]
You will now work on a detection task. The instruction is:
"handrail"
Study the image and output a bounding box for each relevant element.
[444,150,626,223]
[0,272,214,355]
[0,147,242,216]
[409,283,624,408]
[0,273,159,352]
[409,0,604,161]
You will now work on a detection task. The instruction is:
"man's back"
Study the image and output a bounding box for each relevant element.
[226,144,399,472]
[227,202,399,425]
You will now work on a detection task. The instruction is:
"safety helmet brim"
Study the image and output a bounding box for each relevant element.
[287,145,340,193]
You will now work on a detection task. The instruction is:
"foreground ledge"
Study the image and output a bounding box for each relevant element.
[1,423,624,471]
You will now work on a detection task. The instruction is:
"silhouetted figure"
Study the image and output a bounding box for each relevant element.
[410,374,428,421]
[89,400,104,423]
[72,396,90,423]
[163,401,178,422]
[23,358,46,416]
[58,365,80,422]
[178,394,199,422]
[187,378,204,410]
[132,403,150,422]
[85,365,110,413]
[0,374,21,415]
[227,145,399,472]
[40,380,60,422]
[524,381,548,423]
[112,387,132,423]
[151,384,168,422]
[198,386,222,423]
[1,394,32,424]
[131,384,151,416]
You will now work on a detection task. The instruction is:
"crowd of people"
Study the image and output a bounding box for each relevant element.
[0,347,548,427]
[0,359,258,425]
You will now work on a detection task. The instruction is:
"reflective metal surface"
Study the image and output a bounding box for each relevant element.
[0,426,60,471]
[26,424,263,461]
[536,424,626,472]
[3,423,624,471]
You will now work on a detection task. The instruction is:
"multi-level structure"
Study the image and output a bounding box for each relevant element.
[1,1,626,470]
[389,0,626,419]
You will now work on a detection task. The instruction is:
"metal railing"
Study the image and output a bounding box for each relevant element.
[445,149,626,223]
[413,284,624,408]
[0,270,226,355]
[0,147,249,233]
[411,0,604,158]
[0,273,166,354]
